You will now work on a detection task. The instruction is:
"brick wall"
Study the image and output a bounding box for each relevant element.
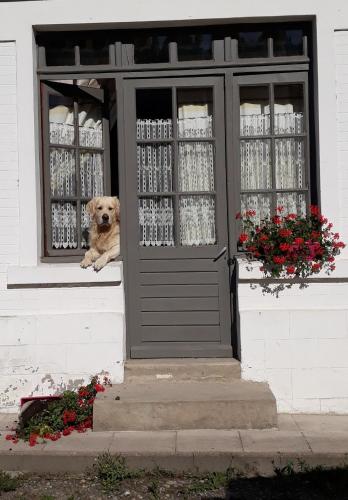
[336,30,348,244]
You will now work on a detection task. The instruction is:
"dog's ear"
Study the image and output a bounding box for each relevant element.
[113,197,120,221]
[86,198,97,216]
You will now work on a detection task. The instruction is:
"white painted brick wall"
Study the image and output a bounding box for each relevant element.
[336,30,348,245]
[0,42,125,412]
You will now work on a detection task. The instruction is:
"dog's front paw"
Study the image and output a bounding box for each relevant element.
[80,259,92,269]
[93,257,107,272]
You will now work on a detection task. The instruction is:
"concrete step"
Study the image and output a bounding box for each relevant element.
[93,380,277,431]
[124,358,241,383]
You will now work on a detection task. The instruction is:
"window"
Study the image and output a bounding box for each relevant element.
[41,80,115,258]
[238,75,309,227]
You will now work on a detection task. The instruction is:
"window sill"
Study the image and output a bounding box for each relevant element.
[7,262,122,289]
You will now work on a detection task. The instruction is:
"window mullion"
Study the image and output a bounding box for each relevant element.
[172,86,180,247]
[74,99,82,250]
[270,83,277,215]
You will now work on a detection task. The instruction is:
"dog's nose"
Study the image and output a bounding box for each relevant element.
[102,214,109,222]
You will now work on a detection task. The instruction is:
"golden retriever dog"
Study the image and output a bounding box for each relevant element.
[80,196,120,271]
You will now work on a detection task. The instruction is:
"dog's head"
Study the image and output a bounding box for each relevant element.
[86,196,120,228]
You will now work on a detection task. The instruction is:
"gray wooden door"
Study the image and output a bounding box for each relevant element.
[123,76,232,358]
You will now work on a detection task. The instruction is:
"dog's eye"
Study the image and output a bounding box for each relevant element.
[97,206,102,210]
[108,207,113,211]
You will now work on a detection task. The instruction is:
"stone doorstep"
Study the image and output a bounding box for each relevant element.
[0,427,348,474]
[124,358,241,383]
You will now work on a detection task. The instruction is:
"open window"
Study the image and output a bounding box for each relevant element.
[41,79,117,260]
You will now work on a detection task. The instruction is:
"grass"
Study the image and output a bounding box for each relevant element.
[0,470,19,493]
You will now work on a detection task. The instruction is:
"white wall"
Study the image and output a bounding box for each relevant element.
[0,0,348,414]
[0,44,125,413]
[238,27,348,414]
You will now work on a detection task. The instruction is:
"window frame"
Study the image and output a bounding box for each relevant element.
[41,80,111,260]
[232,72,311,232]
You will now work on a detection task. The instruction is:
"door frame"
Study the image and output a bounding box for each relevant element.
[120,73,233,358]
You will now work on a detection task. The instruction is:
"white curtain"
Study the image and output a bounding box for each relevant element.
[240,102,305,218]
[137,103,216,247]
[49,103,104,249]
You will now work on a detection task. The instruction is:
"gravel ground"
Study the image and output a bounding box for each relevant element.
[0,472,226,499]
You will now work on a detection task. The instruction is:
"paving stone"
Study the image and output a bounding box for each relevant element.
[304,431,348,453]
[277,414,299,431]
[109,431,176,453]
[293,414,348,433]
[239,430,311,453]
[177,430,243,453]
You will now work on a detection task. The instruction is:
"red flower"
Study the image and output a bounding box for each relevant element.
[330,264,336,271]
[328,256,335,263]
[334,241,346,249]
[294,237,304,245]
[87,398,95,406]
[279,229,292,238]
[272,215,282,225]
[62,428,71,436]
[279,243,291,252]
[273,255,286,265]
[311,263,322,272]
[310,205,320,216]
[245,210,256,217]
[29,433,39,447]
[286,266,295,275]
[311,231,320,240]
[95,383,105,393]
[276,206,284,213]
[259,234,269,242]
[286,213,297,220]
[78,388,90,398]
[62,410,77,425]
[334,233,340,240]
[319,216,328,224]
[235,212,241,220]
[239,233,248,243]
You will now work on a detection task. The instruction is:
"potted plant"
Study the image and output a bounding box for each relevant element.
[237,205,345,280]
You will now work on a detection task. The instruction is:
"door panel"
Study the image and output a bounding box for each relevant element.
[124,76,232,358]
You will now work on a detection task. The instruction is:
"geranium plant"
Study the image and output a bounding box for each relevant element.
[5,375,111,446]
[237,205,345,279]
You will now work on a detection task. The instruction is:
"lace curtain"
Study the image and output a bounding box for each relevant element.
[49,103,104,250]
[137,103,216,247]
[240,102,305,221]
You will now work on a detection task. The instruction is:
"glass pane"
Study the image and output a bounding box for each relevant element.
[240,86,270,136]
[238,31,268,58]
[50,148,76,197]
[241,193,271,224]
[276,192,307,217]
[79,104,103,148]
[80,152,104,198]
[137,143,173,194]
[179,195,216,246]
[179,142,214,192]
[51,202,77,249]
[177,88,213,138]
[177,33,213,61]
[45,37,75,66]
[79,36,111,65]
[139,197,174,247]
[273,29,304,57]
[274,84,304,135]
[240,140,271,190]
[49,95,75,145]
[275,138,305,189]
[136,89,172,140]
[134,35,169,64]
[81,202,90,249]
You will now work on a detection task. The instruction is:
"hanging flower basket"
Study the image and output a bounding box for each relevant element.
[237,205,345,280]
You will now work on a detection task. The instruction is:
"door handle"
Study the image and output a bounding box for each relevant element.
[213,246,227,262]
